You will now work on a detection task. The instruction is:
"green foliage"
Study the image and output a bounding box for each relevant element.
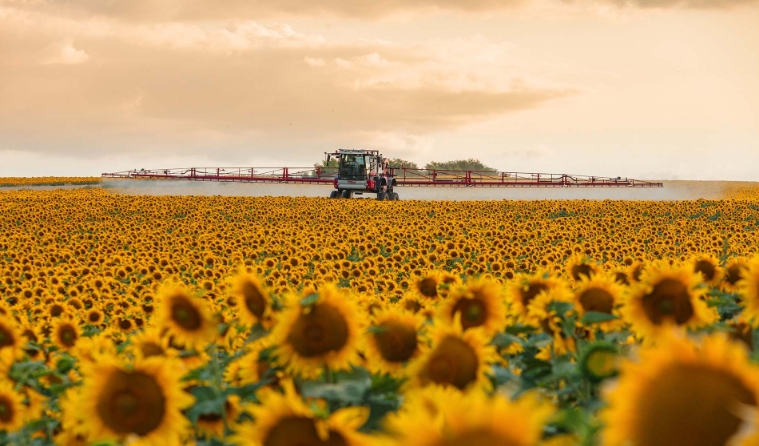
[424,158,498,172]
[386,158,419,169]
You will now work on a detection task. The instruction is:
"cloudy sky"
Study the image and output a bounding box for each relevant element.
[1,0,757,179]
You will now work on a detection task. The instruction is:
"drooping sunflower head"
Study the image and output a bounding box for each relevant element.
[235,336,278,386]
[602,332,759,446]
[129,325,176,360]
[565,254,600,282]
[363,306,424,378]
[437,278,507,336]
[78,355,194,444]
[232,379,369,446]
[406,319,496,392]
[411,271,443,301]
[230,271,272,327]
[382,385,555,446]
[689,253,723,286]
[507,272,567,326]
[271,284,364,379]
[723,257,748,292]
[624,263,718,340]
[155,283,218,351]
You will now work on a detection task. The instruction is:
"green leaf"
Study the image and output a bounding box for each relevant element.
[547,301,573,315]
[491,332,525,349]
[299,293,320,307]
[581,312,619,324]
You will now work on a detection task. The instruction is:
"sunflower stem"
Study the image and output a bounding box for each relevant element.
[209,343,230,439]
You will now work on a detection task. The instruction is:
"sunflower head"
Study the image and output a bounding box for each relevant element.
[364,306,424,378]
[50,317,82,352]
[230,271,272,327]
[438,279,507,336]
[602,332,759,446]
[406,318,496,392]
[624,263,718,340]
[565,254,599,282]
[689,253,723,286]
[78,355,194,444]
[271,285,364,379]
[156,283,218,350]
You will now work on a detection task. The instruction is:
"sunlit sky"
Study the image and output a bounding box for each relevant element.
[1,0,757,179]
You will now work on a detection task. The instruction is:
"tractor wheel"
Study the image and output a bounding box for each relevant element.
[329,191,339,199]
[392,193,400,201]
[341,190,352,199]
[377,191,387,201]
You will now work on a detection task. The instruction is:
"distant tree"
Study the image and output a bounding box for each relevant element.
[310,158,339,178]
[424,158,498,172]
[387,158,419,169]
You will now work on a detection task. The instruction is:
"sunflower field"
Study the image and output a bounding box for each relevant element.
[3,185,759,445]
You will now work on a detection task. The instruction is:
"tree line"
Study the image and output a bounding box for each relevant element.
[315,157,497,172]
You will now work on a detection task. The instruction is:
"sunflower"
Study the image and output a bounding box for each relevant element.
[573,273,625,332]
[507,272,566,327]
[624,263,718,341]
[738,256,759,327]
[130,325,176,359]
[689,253,723,286]
[410,271,443,301]
[50,317,82,352]
[230,271,272,327]
[406,318,496,392]
[235,336,278,386]
[723,257,748,293]
[565,254,599,282]
[78,355,194,445]
[231,380,369,446]
[602,332,759,446]
[155,283,218,350]
[271,285,364,379]
[363,307,424,378]
[0,380,25,432]
[382,385,554,446]
[528,289,578,360]
[0,318,24,364]
[436,279,507,336]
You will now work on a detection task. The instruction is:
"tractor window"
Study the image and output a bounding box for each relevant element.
[339,155,367,180]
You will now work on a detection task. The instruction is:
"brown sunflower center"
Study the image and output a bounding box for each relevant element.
[452,298,488,329]
[141,342,164,358]
[170,297,202,331]
[421,335,478,390]
[417,278,438,299]
[286,304,349,358]
[641,278,694,325]
[57,324,78,348]
[614,272,630,285]
[571,264,594,281]
[633,364,756,446]
[725,265,743,285]
[95,370,167,436]
[0,395,14,423]
[694,260,717,282]
[0,325,14,348]
[579,288,614,314]
[520,283,548,308]
[88,311,102,323]
[242,281,266,318]
[431,430,519,446]
[264,416,347,446]
[374,321,418,363]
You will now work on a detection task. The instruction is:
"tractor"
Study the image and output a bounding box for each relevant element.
[325,149,399,200]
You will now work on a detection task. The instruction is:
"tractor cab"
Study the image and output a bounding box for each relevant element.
[325,149,399,200]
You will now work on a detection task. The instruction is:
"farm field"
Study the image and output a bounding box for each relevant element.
[2,185,759,445]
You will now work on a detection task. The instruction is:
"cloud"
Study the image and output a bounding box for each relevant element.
[0,7,574,160]
[39,37,89,64]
